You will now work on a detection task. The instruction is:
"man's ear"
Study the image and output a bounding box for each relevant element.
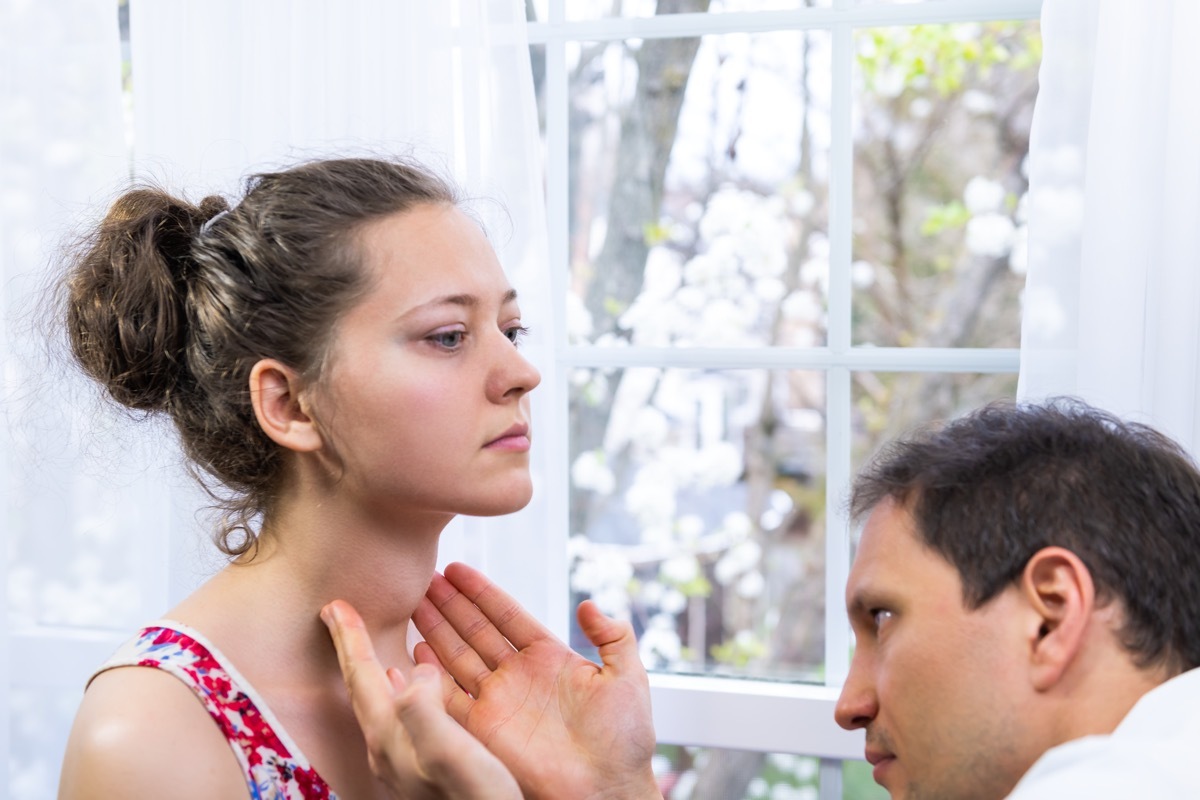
[1022,546,1096,692]
[249,359,323,453]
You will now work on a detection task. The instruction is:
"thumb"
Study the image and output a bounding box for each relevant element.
[394,663,456,737]
[577,599,643,676]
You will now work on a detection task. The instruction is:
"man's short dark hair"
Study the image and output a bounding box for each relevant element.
[851,397,1200,674]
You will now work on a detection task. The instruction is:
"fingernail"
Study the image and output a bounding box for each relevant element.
[320,602,340,626]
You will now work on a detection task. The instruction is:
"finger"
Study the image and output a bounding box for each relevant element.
[320,600,399,732]
[425,571,518,671]
[443,561,552,650]
[412,641,476,722]
[412,594,493,698]
[577,599,645,678]
[397,665,521,798]
[394,663,459,736]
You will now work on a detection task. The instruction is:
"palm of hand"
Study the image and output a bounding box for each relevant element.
[463,639,655,783]
[414,565,660,800]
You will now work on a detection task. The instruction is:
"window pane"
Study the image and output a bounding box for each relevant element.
[569,368,826,681]
[566,30,832,348]
[652,745,885,800]
[842,759,889,800]
[527,1,829,23]
[655,745,822,799]
[851,21,1040,347]
[851,371,1019,472]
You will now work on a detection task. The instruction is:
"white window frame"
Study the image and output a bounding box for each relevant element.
[523,1,1038,796]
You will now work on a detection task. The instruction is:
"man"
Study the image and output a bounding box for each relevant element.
[835,399,1200,798]
[321,399,1200,798]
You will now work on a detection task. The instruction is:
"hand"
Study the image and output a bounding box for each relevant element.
[413,562,661,800]
[320,600,522,800]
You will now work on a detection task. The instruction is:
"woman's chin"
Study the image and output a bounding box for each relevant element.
[477,481,535,516]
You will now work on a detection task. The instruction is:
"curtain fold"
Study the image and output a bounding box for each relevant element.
[2,2,129,796]
[1019,0,1200,454]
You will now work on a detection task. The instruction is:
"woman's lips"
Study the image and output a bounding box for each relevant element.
[485,424,530,452]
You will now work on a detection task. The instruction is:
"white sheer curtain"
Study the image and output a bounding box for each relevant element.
[2,2,130,797]
[2,2,554,797]
[128,0,558,615]
[1019,0,1200,454]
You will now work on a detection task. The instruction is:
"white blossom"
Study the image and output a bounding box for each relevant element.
[639,614,682,667]
[736,570,765,599]
[660,588,688,615]
[571,450,616,495]
[661,554,701,586]
[769,489,794,515]
[873,65,906,98]
[720,511,754,541]
[683,252,723,287]
[715,540,762,586]
[643,247,683,296]
[566,292,594,344]
[761,507,785,530]
[639,579,665,607]
[625,464,678,526]
[641,524,673,547]
[676,513,706,541]
[698,299,752,345]
[789,188,815,217]
[799,257,829,294]
[571,550,633,596]
[591,585,632,619]
[965,213,1016,258]
[963,176,1006,214]
[754,276,787,302]
[851,260,876,289]
[963,89,997,115]
[629,406,670,451]
[782,290,822,324]
[693,441,743,488]
[767,753,803,773]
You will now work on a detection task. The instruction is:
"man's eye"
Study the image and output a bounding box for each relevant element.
[430,331,465,348]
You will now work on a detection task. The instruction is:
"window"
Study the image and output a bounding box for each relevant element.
[527,1,1041,796]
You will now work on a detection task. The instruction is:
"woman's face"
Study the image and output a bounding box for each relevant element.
[312,203,541,522]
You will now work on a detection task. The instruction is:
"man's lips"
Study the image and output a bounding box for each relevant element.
[865,748,896,783]
[485,423,531,451]
[864,748,893,766]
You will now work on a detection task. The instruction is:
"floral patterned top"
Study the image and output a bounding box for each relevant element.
[90,622,336,799]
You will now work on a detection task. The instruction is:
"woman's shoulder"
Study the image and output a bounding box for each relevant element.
[58,655,250,799]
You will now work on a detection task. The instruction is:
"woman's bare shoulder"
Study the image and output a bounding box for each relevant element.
[58,665,249,800]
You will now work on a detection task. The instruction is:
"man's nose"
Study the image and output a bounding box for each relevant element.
[834,659,878,731]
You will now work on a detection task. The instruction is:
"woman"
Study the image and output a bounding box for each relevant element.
[56,157,534,799]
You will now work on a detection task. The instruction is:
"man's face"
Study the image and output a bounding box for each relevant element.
[835,498,1038,800]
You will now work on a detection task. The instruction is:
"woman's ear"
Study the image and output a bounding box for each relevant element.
[1022,546,1096,692]
[249,359,323,453]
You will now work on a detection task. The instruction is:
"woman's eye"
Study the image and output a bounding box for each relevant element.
[872,609,894,630]
[505,325,530,346]
[429,330,466,348]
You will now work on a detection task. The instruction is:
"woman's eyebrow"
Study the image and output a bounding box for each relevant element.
[400,289,519,318]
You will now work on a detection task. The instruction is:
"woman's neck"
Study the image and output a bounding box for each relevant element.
[172,489,453,685]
